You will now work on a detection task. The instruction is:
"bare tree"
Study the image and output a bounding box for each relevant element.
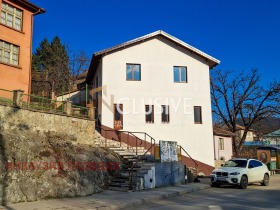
[68,50,90,90]
[211,69,280,156]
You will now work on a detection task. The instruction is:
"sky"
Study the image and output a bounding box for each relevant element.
[31,0,280,84]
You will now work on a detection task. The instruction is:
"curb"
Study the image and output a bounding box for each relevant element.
[99,184,210,210]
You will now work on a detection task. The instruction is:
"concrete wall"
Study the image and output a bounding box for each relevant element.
[98,36,215,167]
[0,105,95,145]
[0,0,40,96]
[155,162,185,187]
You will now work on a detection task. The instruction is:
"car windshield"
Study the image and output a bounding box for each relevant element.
[223,159,248,168]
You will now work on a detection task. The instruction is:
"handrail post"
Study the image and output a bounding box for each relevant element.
[13,90,24,107]
[144,134,146,149]
[136,136,138,156]
[64,100,72,116]
[105,130,107,147]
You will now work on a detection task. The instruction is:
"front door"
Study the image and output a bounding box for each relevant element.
[114,104,123,130]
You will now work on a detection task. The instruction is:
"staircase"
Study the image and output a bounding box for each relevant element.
[95,132,155,191]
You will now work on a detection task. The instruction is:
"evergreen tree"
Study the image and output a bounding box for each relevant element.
[31,36,70,97]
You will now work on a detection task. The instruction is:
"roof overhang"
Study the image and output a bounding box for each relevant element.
[9,0,46,14]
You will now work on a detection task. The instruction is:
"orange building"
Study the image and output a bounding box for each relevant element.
[0,0,45,97]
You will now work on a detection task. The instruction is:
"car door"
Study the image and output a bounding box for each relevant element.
[254,160,265,181]
[247,160,257,182]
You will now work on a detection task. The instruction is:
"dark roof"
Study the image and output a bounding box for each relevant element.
[213,126,236,137]
[11,0,46,14]
[257,146,280,151]
[264,129,280,138]
[86,30,220,83]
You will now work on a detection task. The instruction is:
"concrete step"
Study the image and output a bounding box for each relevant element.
[107,186,130,192]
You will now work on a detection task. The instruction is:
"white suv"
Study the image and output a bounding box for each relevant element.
[210,158,270,189]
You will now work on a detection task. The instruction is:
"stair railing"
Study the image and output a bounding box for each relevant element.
[129,139,155,190]
[95,125,156,156]
[179,145,199,180]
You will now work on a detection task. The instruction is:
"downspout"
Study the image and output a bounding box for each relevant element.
[213,135,216,161]
[28,9,42,98]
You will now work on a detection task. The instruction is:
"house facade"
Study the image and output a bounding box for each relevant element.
[86,30,220,168]
[213,126,235,167]
[264,129,280,146]
[236,125,258,142]
[0,0,45,97]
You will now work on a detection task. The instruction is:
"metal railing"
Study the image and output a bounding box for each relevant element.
[72,104,90,118]
[96,125,155,155]
[0,88,91,119]
[95,125,156,190]
[22,93,63,113]
[0,88,14,106]
[179,145,199,178]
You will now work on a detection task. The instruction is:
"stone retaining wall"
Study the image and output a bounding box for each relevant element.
[0,105,95,145]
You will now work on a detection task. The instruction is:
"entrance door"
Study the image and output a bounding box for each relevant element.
[114,104,123,130]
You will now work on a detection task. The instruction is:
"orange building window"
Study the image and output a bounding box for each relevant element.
[1,2,23,31]
[0,40,19,66]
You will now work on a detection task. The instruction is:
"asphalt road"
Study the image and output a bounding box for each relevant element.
[126,174,280,210]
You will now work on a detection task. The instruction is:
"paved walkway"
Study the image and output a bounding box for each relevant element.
[0,183,209,210]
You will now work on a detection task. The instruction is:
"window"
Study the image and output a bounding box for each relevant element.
[1,2,23,31]
[194,106,202,124]
[161,105,169,123]
[218,138,224,150]
[249,160,263,168]
[114,104,123,130]
[174,66,187,83]
[126,64,141,81]
[0,40,19,66]
[145,105,154,123]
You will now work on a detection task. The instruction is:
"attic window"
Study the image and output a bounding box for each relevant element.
[126,64,141,81]
[174,66,187,83]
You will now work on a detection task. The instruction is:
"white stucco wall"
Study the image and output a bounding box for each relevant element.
[98,36,215,166]
[213,135,233,161]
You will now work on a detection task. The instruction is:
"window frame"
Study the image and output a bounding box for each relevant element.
[0,40,20,66]
[126,63,141,81]
[145,105,154,124]
[218,138,224,150]
[173,66,187,83]
[161,105,170,123]
[1,1,23,31]
[194,106,202,124]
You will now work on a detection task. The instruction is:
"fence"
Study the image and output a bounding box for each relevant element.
[0,89,94,120]
[0,88,14,106]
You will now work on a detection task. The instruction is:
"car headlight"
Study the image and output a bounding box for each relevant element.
[211,171,216,175]
[230,172,240,175]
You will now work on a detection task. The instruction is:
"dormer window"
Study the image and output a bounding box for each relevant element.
[1,2,23,31]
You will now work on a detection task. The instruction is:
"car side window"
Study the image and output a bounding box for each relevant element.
[254,160,263,167]
[249,160,262,168]
[248,160,255,168]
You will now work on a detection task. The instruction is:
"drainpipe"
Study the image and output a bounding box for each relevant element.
[213,135,216,160]
[29,9,44,98]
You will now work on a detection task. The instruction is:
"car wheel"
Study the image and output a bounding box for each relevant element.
[239,175,248,189]
[211,182,220,187]
[261,174,269,186]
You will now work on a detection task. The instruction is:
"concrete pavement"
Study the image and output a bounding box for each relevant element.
[0,182,210,210]
[123,174,280,210]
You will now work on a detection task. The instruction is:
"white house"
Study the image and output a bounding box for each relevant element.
[86,30,220,170]
[213,126,235,167]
